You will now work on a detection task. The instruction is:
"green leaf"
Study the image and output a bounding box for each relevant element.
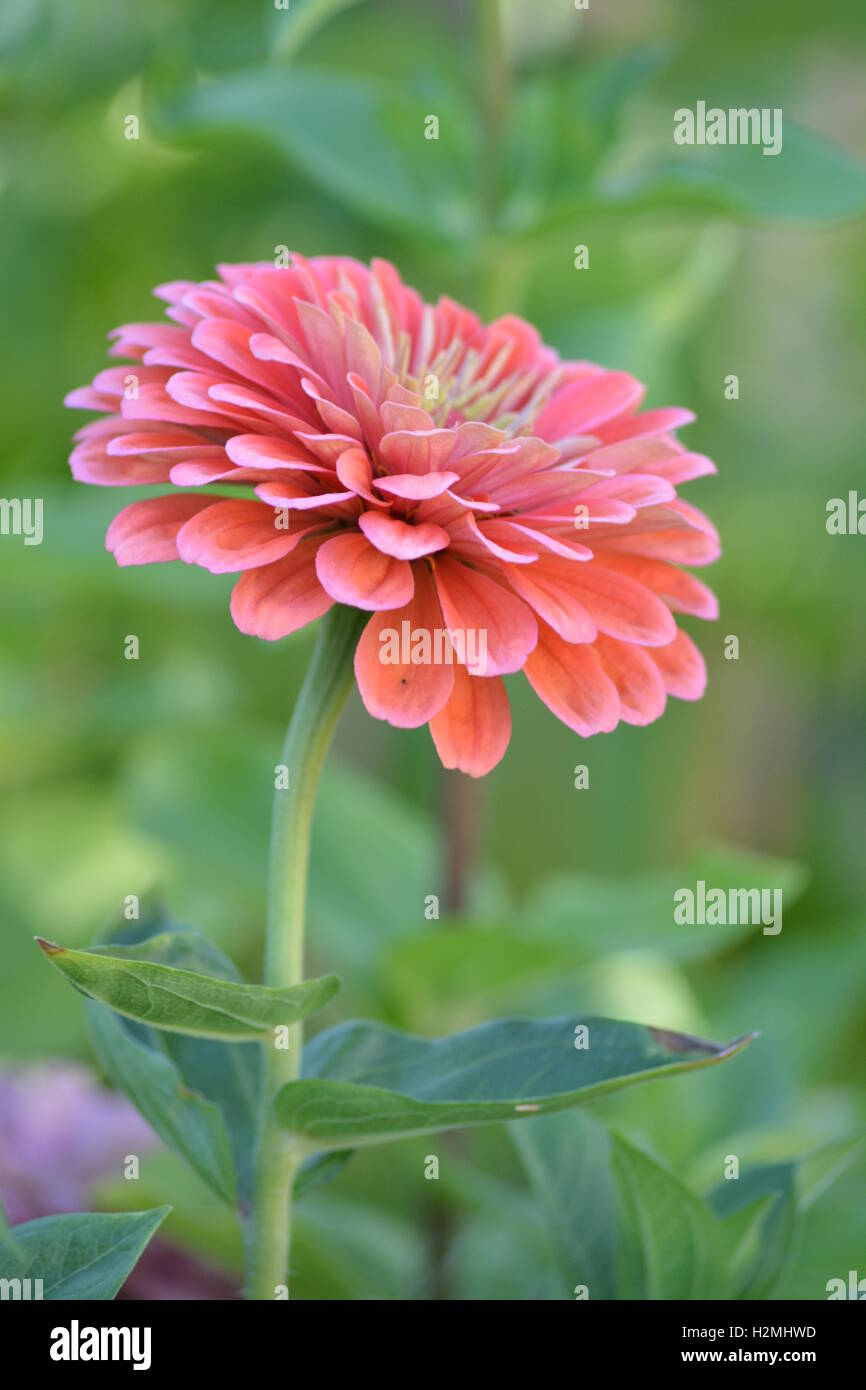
[522,841,808,963]
[275,1016,754,1149]
[510,1111,621,1299]
[707,1135,864,1298]
[512,1114,732,1299]
[613,1134,728,1299]
[797,1133,865,1208]
[0,1208,170,1300]
[85,1000,236,1207]
[293,1150,355,1203]
[86,914,260,1205]
[718,1192,783,1298]
[709,1161,797,1298]
[603,121,866,224]
[152,66,481,241]
[631,1164,727,1298]
[36,932,339,1038]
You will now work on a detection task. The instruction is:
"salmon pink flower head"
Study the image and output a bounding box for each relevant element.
[66,254,720,776]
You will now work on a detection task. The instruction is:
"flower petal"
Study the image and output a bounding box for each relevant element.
[535,371,645,442]
[429,665,511,776]
[230,546,333,640]
[524,624,620,735]
[594,633,667,726]
[378,429,458,474]
[255,480,356,512]
[315,532,415,610]
[564,565,678,646]
[372,470,460,500]
[106,494,219,566]
[502,560,598,644]
[354,565,454,728]
[592,554,718,620]
[190,318,290,398]
[432,556,538,676]
[457,515,539,565]
[71,444,173,487]
[335,446,390,506]
[358,510,449,560]
[176,499,302,573]
[599,524,721,567]
[224,434,331,474]
[648,628,707,699]
[120,382,236,430]
[595,407,695,445]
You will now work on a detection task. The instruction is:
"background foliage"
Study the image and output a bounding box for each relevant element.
[1,0,865,1298]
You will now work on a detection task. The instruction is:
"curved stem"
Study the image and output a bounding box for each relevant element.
[246,604,365,1299]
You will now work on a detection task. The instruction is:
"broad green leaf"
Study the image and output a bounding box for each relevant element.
[87,913,260,1204]
[718,1192,782,1296]
[709,1161,797,1298]
[85,1000,236,1206]
[613,1135,728,1299]
[512,1114,731,1299]
[294,1150,355,1203]
[276,1016,754,1149]
[36,932,339,1038]
[603,121,866,224]
[159,1025,260,1202]
[797,1133,865,1209]
[510,1111,620,1299]
[708,1135,864,1298]
[153,66,481,241]
[522,841,807,963]
[0,1208,170,1300]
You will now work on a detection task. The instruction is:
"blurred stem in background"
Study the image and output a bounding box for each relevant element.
[479,0,509,227]
[246,605,366,1299]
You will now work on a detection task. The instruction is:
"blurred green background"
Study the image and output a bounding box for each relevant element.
[1,0,865,1298]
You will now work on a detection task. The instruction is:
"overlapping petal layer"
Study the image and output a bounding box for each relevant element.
[67,254,719,775]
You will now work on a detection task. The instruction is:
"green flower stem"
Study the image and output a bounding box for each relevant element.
[479,0,508,227]
[246,604,366,1299]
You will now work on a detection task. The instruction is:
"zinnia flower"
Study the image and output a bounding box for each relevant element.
[66,255,719,775]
